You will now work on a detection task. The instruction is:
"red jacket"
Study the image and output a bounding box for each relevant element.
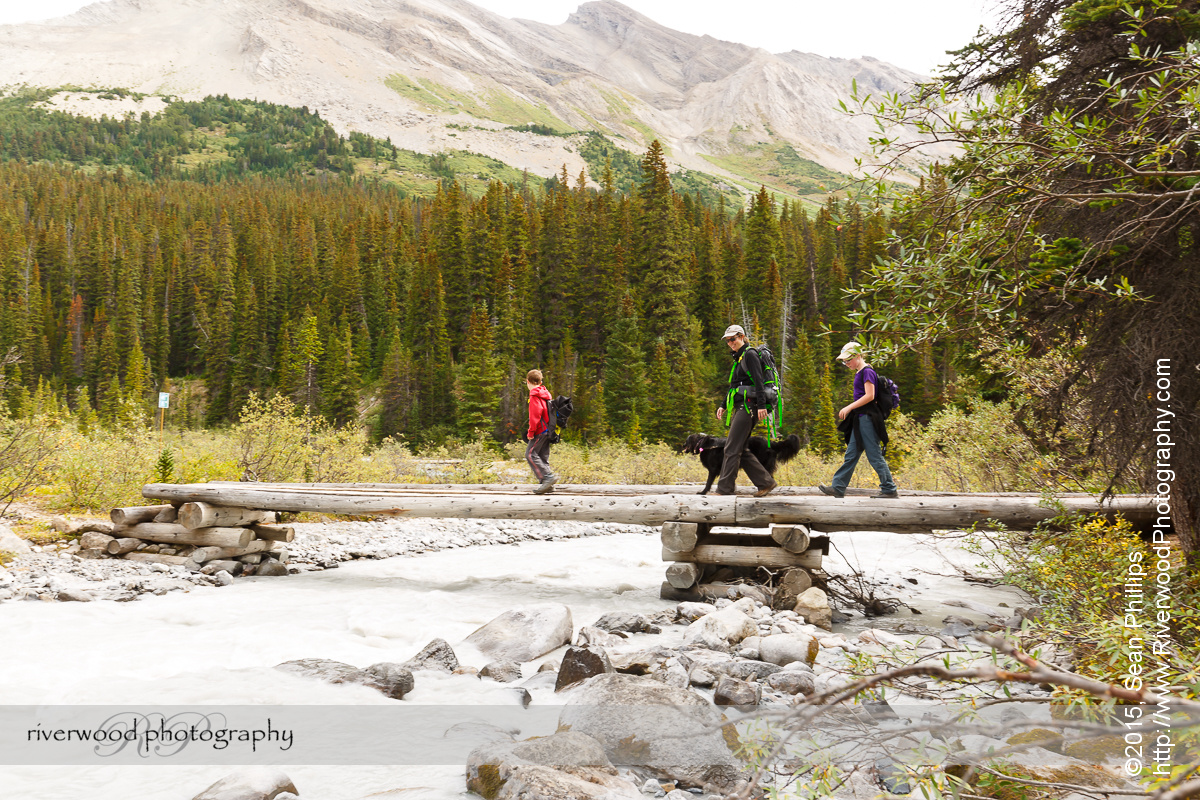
[527,384,552,439]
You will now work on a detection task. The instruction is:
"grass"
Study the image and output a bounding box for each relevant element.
[701,143,851,203]
[358,147,546,197]
[384,74,572,132]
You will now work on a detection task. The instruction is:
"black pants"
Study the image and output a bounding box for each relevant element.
[716,408,773,494]
[526,431,554,482]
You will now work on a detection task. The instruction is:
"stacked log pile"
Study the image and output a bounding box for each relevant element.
[658,521,829,607]
[79,502,294,577]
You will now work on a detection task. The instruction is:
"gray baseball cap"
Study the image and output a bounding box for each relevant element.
[721,325,746,340]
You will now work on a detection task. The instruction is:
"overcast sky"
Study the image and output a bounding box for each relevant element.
[0,0,998,74]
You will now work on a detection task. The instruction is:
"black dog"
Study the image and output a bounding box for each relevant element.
[682,432,802,494]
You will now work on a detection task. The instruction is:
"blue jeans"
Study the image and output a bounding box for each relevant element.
[831,415,896,494]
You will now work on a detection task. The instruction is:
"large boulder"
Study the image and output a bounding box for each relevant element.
[757,634,819,667]
[465,604,573,663]
[592,612,662,635]
[0,525,31,555]
[402,638,460,672]
[555,645,614,691]
[362,662,415,700]
[275,658,413,700]
[713,675,760,708]
[793,587,833,631]
[681,598,758,651]
[467,731,642,800]
[190,768,297,800]
[480,660,523,683]
[557,673,743,791]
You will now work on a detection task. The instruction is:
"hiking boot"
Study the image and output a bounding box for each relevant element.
[871,490,900,499]
[753,481,778,497]
[818,484,845,498]
[533,475,559,495]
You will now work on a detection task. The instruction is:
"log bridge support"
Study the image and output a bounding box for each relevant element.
[141,481,1155,594]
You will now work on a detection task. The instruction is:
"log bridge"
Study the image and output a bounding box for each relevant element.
[142,482,1155,596]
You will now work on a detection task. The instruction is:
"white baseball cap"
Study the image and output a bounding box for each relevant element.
[721,325,746,341]
[837,341,863,361]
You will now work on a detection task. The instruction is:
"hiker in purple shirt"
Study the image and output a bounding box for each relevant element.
[819,341,899,499]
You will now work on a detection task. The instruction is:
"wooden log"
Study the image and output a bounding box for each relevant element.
[249,524,295,543]
[107,537,143,556]
[123,552,190,566]
[769,525,810,553]
[110,505,176,526]
[142,483,1157,530]
[190,540,278,564]
[178,502,272,530]
[665,562,702,589]
[664,544,823,570]
[112,523,254,548]
[152,506,178,523]
[203,481,1112,498]
[659,582,768,603]
[776,568,814,606]
[661,521,700,552]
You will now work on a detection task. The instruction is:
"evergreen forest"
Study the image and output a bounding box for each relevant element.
[0,95,953,449]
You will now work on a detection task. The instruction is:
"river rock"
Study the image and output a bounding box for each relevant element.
[736,635,761,660]
[0,526,31,555]
[592,611,662,635]
[191,767,298,800]
[78,532,115,551]
[681,598,758,651]
[465,604,573,663]
[608,646,673,675]
[403,638,460,672]
[557,673,743,790]
[766,669,815,695]
[793,587,832,630]
[757,634,819,667]
[214,570,235,586]
[676,602,713,622]
[713,675,760,708]
[363,662,415,700]
[276,658,412,700]
[575,625,623,647]
[56,589,94,602]
[556,645,614,691]
[712,660,781,682]
[481,660,523,683]
[467,731,641,800]
[940,616,977,638]
[858,628,908,647]
[255,560,289,577]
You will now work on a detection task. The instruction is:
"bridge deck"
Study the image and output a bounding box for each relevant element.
[143,482,1154,533]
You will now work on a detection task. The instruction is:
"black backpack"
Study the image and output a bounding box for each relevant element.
[546,395,573,443]
[726,345,783,439]
[873,375,900,419]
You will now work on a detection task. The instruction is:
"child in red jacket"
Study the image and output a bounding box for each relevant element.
[525,369,558,493]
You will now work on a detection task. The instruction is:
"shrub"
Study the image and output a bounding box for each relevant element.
[51,426,161,512]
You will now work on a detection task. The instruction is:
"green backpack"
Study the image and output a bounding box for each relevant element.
[725,344,782,439]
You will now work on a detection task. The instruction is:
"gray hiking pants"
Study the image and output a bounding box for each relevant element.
[716,408,773,494]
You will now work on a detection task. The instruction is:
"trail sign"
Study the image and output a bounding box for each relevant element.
[158,393,170,409]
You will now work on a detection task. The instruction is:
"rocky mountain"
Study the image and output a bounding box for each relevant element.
[0,0,931,194]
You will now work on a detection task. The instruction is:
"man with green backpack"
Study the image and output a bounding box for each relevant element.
[713,324,779,497]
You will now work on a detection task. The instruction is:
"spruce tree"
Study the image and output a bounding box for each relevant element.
[635,141,689,346]
[379,330,417,441]
[603,294,648,443]
[812,363,842,457]
[783,333,818,445]
[321,324,359,427]
[457,302,503,436]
